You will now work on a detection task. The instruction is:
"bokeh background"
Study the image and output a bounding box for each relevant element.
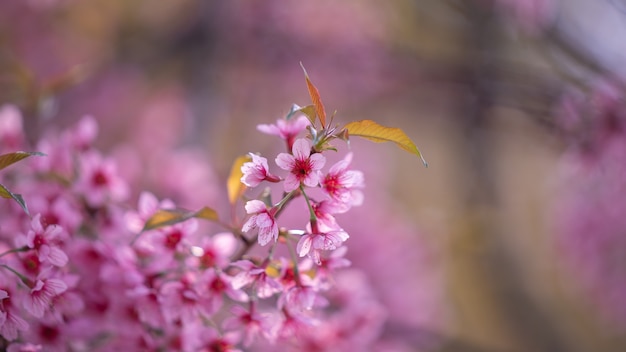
[2,0,626,351]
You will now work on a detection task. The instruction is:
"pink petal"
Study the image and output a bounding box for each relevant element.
[291,139,311,160]
[296,235,313,257]
[275,153,295,171]
[302,172,320,188]
[308,153,326,170]
[283,174,300,192]
[244,200,267,214]
[241,216,256,233]
[258,223,278,246]
[47,246,69,267]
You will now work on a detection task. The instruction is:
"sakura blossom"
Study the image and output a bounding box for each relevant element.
[241,200,279,246]
[296,229,350,265]
[240,153,280,187]
[321,152,365,208]
[15,214,68,268]
[23,278,67,318]
[275,138,326,192]
[257,115,310,150]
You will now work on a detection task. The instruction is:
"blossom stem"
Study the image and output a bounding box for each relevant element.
[299,184,318,230]
[0,264,32,287]
[0,245,29,259]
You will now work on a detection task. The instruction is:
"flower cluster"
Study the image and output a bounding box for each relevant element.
[0,96,390,351]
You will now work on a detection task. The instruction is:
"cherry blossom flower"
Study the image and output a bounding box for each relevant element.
[231,260,283,298]
[15,214,68,268]
[74,151,129,207]
[191,232,238,270]
[223,304,275,346]
[312,200,348,232]
[240,153,280,187]
[23,278,68,318]
[321,152,364,208]
[296,229,350,265]
[257,115,310,149]
[0,301,29,341]
[242,200,279,246]
[275,138,326,192]
[158,274,208,324]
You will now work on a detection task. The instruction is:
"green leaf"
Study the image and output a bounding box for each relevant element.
[0,151,45,171]
[0,183,30,215]
[300,63,326,129]
[142,206,219,232]
[228,155,252,204]
[344,120,428,167]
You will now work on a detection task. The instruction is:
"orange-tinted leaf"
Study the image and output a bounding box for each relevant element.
[0,151,45,171]
[344,120,428,167]
[0,183,29,216]
[300,63,326,129]
[227,155,251,204]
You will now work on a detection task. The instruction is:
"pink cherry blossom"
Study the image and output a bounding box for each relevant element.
[23,278,68,318]
[191,232,238,270]
[275,138,326,192]
[231,260,282,298]
[223,304,275,346]
[240,153,280,187]
[257,115,310,148]
[0,303,29,341]
[15,214,68,268]
[312,200,348,232]
[242,200,279,246]
[322,152,364,208]
[297,229,350,265]
[74,151,129,207]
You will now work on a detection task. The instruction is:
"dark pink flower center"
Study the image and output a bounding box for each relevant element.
[92,170,108,186]
[165,230,183,249]
[323,175,340,194]
[292,159,311,179]
[39,324,60,343]
[209,277,227,293]
[33,234,45,249]
[200,249,217,268]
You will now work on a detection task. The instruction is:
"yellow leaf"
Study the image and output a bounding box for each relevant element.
[142,206,219,232]
[195,206,219,221]
[227,155,251,204]
[0,151,45,171]
[142,209,190,231]
[344,120,428,167]
[300,63,326,129]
